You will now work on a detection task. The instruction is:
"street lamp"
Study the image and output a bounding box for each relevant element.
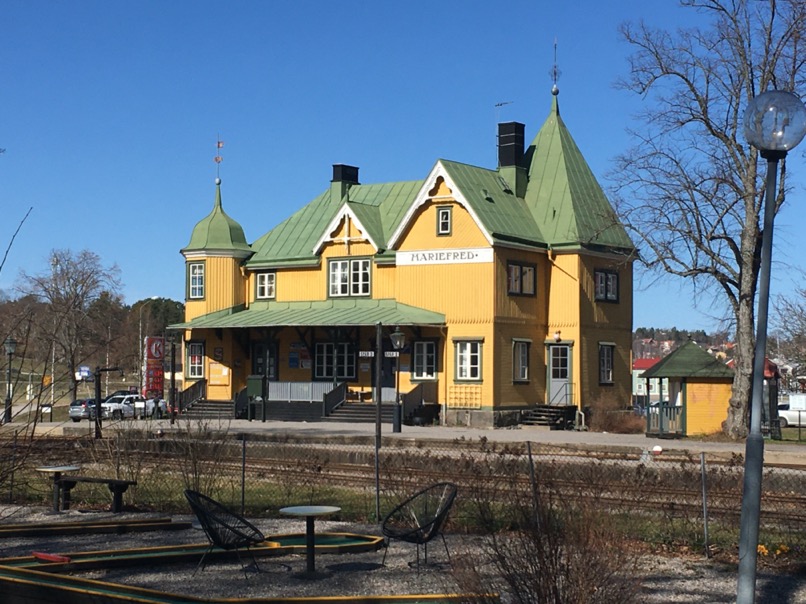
[390,327,406,433]
[138,296,158,396]
[4,337,16,424]
[737,90,806,604]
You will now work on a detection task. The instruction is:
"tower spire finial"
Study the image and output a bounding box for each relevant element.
[214,135,224,183]
[550,37,561,96]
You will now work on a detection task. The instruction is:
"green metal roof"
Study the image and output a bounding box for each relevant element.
[246,181,423,268]
[171,298,445,329]
[181,180,252,255]
[438,160,547,247]
[641,341,734,379]
[523,95,635,253]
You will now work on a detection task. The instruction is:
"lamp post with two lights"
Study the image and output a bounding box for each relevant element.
[737,90,806,604]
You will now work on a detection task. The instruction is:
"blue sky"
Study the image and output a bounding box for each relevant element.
[3,1,804,333]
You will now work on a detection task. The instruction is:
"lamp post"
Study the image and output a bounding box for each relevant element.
[390,327,405,433]
[4,338,16,424]
[138,296,158,396]
[737,90,806,604]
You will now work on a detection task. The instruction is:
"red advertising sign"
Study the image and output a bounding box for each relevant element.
[143,336,165,397]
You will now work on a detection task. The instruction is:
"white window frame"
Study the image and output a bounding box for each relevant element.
[455,340,482,381]
[437,206,452,236]
[189,262,205,299]
[314,342,356,380]
[513,340,530,382]
[412,341,436,380]
[256,272,276,299]
[329,258,371,297]
[599,343,615,384]
[188,342,204,379]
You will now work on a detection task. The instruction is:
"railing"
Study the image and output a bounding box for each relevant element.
[264,381,333,403]
[178,379,207,412]
[647,403,683,436]
[323,382,347,417]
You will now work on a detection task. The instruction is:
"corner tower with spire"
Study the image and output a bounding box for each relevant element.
[181,177,253,321]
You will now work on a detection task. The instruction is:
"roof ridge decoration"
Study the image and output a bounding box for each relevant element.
[181,178,252,257]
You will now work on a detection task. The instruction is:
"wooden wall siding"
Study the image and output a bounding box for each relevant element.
[373,264,396,300]
[494,249,545,322]
[546,254,581,331]
[685,380,732,435]
[396,263,495,323]
[400,200,489,250]
[493,324,544,407]
[273,265,324,302]
[578,256,633,328]
[185,257,244,319]
[578,329,632,408]
[209,257,245,311]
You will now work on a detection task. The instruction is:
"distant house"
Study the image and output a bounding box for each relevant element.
[641,341,734,437]
[632,357,663,406]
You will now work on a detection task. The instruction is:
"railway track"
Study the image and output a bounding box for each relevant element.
[9,436,806,528]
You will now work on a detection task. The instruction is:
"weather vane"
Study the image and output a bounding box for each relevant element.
[214,135,224,178]
[550,37,561,95]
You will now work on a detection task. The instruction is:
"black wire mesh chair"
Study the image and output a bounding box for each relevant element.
[381,482,458,572]
[184,489,266,579]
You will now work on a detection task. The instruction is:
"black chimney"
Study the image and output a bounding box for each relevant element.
[498,122,525,168]
[332,164,359,184]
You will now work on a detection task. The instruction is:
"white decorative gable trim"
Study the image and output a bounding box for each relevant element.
[387,160,494,249]
[312,204,379,255]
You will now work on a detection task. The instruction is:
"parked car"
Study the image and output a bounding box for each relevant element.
[68,399,96,422]
[103,389,137,403]
[778,403,806,428]
[100,395,140,420]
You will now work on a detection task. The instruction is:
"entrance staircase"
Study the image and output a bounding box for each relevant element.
[181,399,235,420]
[521,405,576,430]
[325,402,397,424]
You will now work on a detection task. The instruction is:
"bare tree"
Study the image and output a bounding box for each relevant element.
[773,285,806,372]
[613,0,806,438]
[17,249,123,402]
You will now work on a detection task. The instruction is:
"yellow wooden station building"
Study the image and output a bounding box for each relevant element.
[174,89,636,428]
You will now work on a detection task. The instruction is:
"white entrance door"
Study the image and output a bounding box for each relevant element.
[548,345,571,405]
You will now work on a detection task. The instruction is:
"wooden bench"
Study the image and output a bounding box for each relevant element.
[57,476,137,513]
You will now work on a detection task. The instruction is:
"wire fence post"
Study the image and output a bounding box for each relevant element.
[241,435,247,516]
[526,441,540,525]
[701,452,710,559]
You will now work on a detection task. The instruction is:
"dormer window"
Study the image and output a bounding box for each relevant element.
[437,206,452,236]
[256,272,276,300]
[329,258,371,297]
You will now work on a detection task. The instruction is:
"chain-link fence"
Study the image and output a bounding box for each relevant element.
[4,422,806,560]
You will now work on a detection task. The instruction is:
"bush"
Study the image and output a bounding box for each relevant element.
[587,394,645,434]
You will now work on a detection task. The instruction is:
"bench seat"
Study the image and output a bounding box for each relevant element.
[57,476,137,513]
